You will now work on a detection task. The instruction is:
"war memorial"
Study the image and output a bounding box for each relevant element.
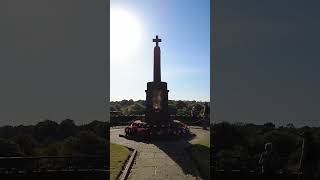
[110,36,210,180]
[123,35,194,139]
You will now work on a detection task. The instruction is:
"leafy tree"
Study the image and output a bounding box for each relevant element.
[176,100,187,109]
[77,131,107,155]
[33,120,59,142]
[263,130,298,155]
[263,122,276,129]
[0,126,15,139]
[83,120,107,138]
[212,122,245,150]
[128,99,134,105]
[119,100,129,106]
[286,123,295,129]
[0,138,23,156]
[60,136,80,156]
[177,108,188,116]
[168,104,177,115]
[59,119,77,139]
[61,131,107,156]
[11,135,36,156]
[110,106,117,111]
[193,103,204,117]
[262,122,276,133]
[15,125,34,136]
[124,103,145,115]
[39,142,62,156]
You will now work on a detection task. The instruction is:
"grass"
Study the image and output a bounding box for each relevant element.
[189,131,210,179]
[110,143,131,180]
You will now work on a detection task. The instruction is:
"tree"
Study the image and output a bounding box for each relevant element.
[0,126,15,139]
[263,122,276,129]
[33,120,59,142]
[110,106,117,111]
[168,104,177,115]
[124,103,145,115]
[59,119,77,139]
[60,136,80,156]
[0,138,23,156]
[83,120,107,138]
[263,130,297,155]
[11,135,36,156]
[176,100,187,109]
[193,103,204,117]
[119,100,129,106]
[61,131,107,156]
[77,131,107,155]
[39,142,62,156]
[114,104,122,111]
[262,122,276,133]
[212,122,245,150]
[286,123,295,129]
[128,99,134,105]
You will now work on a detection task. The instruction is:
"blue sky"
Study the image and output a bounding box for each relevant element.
[110,0,210,101]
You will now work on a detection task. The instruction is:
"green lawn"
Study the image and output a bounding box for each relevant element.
[110,143,131,180]
[189,132,210,179]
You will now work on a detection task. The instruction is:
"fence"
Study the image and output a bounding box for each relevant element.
[0,156,108,173]
[213,154,294,172]
[211,154,301,180]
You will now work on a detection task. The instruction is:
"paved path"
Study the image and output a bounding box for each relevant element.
[110,126,209,180]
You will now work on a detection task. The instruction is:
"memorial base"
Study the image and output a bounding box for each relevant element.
[124,120,194,140]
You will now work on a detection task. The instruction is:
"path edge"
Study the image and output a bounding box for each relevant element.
[119,148,137,180]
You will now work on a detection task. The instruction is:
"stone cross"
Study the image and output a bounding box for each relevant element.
[153,35,162,46]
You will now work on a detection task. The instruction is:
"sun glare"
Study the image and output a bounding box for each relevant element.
[110,9,142,63]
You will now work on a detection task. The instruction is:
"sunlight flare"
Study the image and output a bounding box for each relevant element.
[110,8,142,63]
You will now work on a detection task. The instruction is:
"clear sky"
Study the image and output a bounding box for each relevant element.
[110,0,210,101]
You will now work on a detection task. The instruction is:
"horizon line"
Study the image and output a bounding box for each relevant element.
[110,98,210,102]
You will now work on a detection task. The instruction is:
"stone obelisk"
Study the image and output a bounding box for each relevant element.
[153,35,161,82]
[145,35,170,125]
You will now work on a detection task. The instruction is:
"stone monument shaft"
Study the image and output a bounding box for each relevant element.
[153,35,161,82]
[145,35,170,124]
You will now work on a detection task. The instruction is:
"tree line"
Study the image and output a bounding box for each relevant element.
[0,119,108,157]
[111,99,209,116]
[211,122,320,172]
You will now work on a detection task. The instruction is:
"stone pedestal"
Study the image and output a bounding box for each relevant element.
[145,81,171,124]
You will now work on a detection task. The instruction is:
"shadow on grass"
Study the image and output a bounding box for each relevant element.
[186,144,210,179]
